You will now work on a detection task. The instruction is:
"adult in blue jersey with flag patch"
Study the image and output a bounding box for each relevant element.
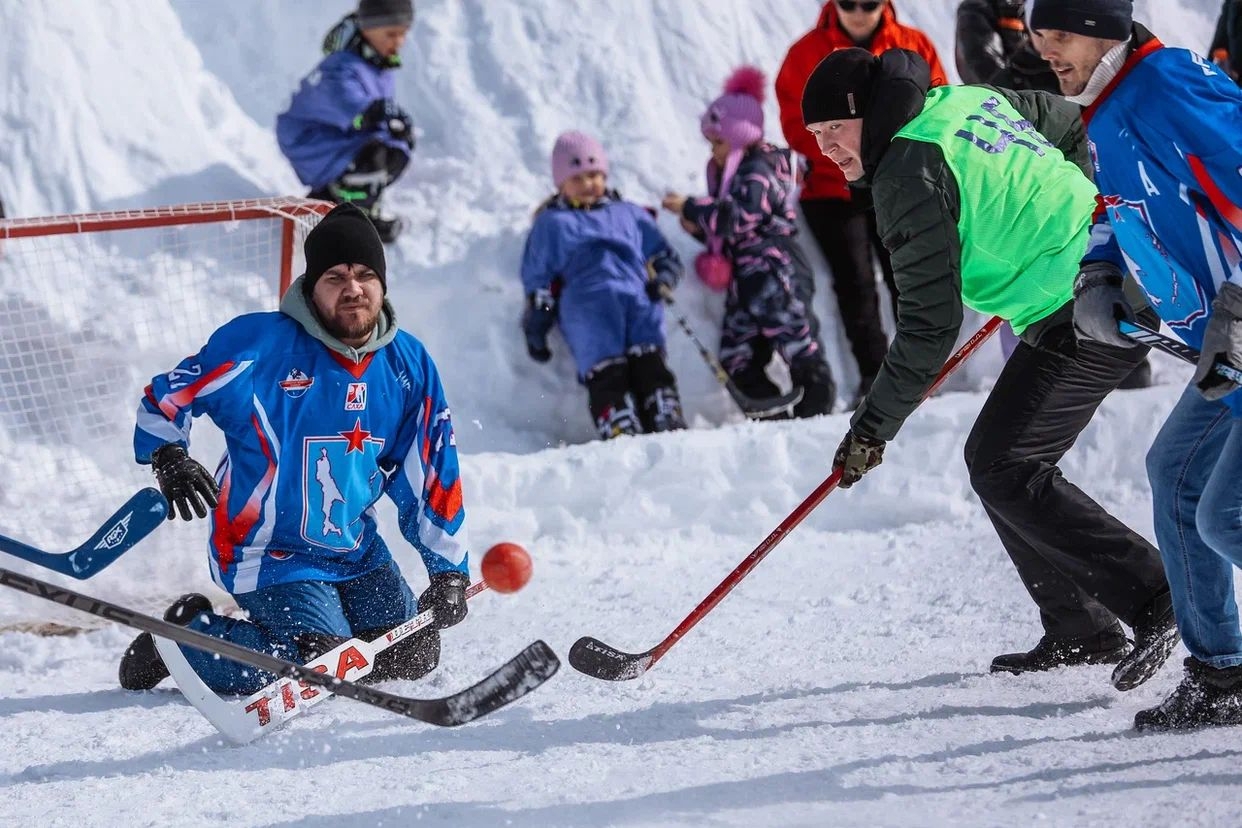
[119,203,470,695]
[1033,0,1242,730]
[276,0,416,242]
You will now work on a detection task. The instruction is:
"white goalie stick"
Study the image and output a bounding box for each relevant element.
[156,581,500,743]
[0,568,556,733]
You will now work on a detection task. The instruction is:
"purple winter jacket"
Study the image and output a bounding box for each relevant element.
[276,49,408,189]
[681,143,806,281]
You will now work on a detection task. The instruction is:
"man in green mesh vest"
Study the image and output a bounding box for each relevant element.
[801,47,1176,689]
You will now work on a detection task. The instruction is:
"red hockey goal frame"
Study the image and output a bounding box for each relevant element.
[0,197,333,295]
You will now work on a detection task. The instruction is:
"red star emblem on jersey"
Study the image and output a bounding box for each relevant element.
[340,419,372,454]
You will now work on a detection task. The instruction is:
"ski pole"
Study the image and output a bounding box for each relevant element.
[658,284,804,418]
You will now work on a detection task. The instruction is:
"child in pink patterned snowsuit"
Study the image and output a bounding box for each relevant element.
[663,67,836,417]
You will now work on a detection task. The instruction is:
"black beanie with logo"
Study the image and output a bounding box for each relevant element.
[302,203,387,296]
[1030,0,1133,42]
[801,48,878,125]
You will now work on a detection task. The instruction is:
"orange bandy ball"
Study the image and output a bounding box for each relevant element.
[481,542,533,593]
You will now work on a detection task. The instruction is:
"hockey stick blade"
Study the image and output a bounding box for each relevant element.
[0,566,559,727]
[568,637,653,681]
[1119,319,1242,383]
[157,581,495,742]
[0,488,168,579]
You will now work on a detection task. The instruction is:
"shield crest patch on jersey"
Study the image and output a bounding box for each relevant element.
[301,422,385,551]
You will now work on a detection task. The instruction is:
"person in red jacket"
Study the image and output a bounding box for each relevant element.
[776,0,947,407]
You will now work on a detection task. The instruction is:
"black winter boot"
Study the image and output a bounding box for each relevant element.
[368,211,404,244]
[628,348,687,433]
[847,374,876,412]
[790,357,835,418]
[728,358,782,402]
[1134,657,1242,731]
[1112,589,1180,691]
[586,358,640,439]
[991,626,1128,675]
[118,593,213,691]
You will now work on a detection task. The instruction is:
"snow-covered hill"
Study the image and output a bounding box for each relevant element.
[1,1,1238,826]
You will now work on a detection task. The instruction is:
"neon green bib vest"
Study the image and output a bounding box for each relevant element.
[894,86,1097,333]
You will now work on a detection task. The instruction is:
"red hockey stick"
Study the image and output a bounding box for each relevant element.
[569,316,1004,680]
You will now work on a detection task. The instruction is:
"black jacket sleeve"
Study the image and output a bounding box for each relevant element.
[1213,1,1230,55]
[1229,1,1242,70]
[955,0,1005,85]
[851,140,965,442]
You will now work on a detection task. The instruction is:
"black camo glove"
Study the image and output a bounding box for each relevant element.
[833,429,886,489]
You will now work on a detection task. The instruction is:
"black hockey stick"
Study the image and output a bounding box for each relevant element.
[659,286,803,418]
[1119,319,1242,383]
[570,316,1003,681]
[0,567,560,726]
[0,488,168,579]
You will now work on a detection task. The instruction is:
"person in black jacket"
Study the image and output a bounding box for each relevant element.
[956,0,1059,91]
[802,47,1175,690]
[1210,0,1242,81]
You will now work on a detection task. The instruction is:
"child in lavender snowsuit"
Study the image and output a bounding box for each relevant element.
[520,131,687,440]
[663,67,835,417]
[276,0,416,242]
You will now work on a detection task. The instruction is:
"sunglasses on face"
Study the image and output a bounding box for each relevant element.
[837,0,882,11]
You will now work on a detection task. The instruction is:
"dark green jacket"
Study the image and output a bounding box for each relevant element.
[850,50,1090,442]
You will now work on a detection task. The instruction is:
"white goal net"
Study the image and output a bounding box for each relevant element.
[0,198,329,583]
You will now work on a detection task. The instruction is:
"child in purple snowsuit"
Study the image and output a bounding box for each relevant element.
[663,67,836,418]
[276,0,416,242]
[520,131,687,440]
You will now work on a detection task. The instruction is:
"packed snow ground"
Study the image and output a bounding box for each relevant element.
[2,1,1241,826]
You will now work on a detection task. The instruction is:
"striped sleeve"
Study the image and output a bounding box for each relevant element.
[134,332,254,463]
[385,347,469,577]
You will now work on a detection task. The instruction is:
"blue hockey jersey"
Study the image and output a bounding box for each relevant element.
[135,294,469,594]
[276,49,409,190]
[1081,35,1242,411]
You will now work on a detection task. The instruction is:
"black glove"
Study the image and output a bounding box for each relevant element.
[522,288,556,363]
[645,252,681,302]
[1195,281,1242,400]
[832,429,886,489]
[1072,261,1138,349]
[357,98,415,150]
[418,571,470,629]
[151,444,219,521]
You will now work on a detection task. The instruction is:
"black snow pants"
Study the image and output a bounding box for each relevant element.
[963,308,1170,641]
[800,197,896,384]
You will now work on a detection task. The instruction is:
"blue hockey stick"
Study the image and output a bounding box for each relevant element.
[0,488,168,579]
[1118,319,1242,384]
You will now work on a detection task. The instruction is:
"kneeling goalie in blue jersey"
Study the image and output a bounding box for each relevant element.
[119,203,471,695]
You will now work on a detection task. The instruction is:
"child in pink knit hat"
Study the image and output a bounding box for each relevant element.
[519,131,688,440]
[662,67,836,418]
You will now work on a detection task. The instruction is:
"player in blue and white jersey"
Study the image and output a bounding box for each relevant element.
[119,203,470,695]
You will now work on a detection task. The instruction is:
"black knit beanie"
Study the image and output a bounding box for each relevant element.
[357,0,414,30]
[302,203,387,296]
[801,48,878,125]
[1029,0,1133,41]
